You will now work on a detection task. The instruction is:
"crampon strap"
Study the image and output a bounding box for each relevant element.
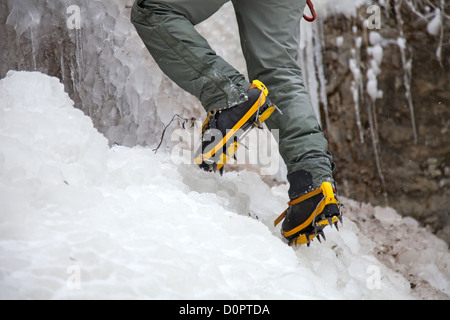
[274,182,337,228]
[303,0,316,22]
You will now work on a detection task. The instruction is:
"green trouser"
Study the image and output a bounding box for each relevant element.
[131,0,335,191]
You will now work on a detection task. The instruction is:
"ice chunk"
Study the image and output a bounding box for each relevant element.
[427,9,442,36]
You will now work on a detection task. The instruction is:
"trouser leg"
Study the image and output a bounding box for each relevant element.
[232,0,334,190]
[131,0,250,112]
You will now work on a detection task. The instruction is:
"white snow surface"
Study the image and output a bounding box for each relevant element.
[1,71,449,300]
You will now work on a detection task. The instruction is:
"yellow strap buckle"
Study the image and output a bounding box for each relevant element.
[251,79,269,96]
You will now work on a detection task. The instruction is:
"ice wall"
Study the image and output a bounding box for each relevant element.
[1,0,252,148]
[1,0,283,177]
[1,0,446,148]
[1,0,201,149]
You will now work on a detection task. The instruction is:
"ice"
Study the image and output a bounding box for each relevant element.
[366,36,384,158]
[426,4,444,64]
[366,44,383,102]
[1,71,449,300]
[361,28,387,193]
[1,0,421,178]
[5,0,42,38]
[5,0,44,70]
[313,22,331,131]
[369,44,384,67]
[2,0,450,300]
[3,0,189,149]
[393,1,418,144]
[369,31,385,46]
[299,0,371,130]
[349,30,365,144]
[298,18,332,129]
[299,21,321,124]
[2,0,440,152]
[427,8,442,36]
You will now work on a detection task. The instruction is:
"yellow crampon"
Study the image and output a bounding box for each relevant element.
[274,181,342,246]
[195,80,276,173]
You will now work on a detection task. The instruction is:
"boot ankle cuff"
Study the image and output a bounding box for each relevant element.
[287,170,315,200]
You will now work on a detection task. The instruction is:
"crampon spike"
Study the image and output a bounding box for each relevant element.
[319,230,326,242]
[317,234,322,243]
[328,217,334,228]
[291,237,297,247]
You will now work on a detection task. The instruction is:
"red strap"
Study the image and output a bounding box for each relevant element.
[303,0,316,22]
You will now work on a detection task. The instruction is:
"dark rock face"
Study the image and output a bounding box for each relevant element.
[316,1,450,243]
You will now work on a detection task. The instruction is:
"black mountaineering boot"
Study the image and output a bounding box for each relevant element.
[194,80,276,174]
[274,170,343,246]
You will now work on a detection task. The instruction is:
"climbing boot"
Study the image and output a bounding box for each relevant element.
[194,80,276,174]
[274,171,343,246]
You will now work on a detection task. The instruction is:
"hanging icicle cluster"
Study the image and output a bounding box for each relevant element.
[298,0,447,194]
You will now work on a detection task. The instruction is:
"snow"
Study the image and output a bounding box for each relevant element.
[427,8,442,36]
[1,0,449,301]
[366,32,384,102]
[1,71,449,300]
[349,29,365,144]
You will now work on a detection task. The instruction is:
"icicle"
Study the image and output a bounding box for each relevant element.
[367,98,387,201]
[30,28,37,71]
[313,20,331,131]
[350,72,364,144]
[436,0,445,67]
[300,20,321,125]
[349,27,364,144]
[70,27,85,100]
[366,67,386,197]
[60,44,66,86]
[394,0,418,144]
[366,62,386,196]
[299,18,330,129]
